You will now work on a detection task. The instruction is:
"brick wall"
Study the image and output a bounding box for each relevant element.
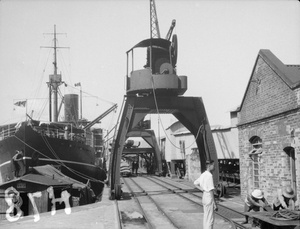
[239,57,299,125]
[238,54,300,205]
[239,112,300,204]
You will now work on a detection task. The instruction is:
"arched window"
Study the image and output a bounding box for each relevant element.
[249,136,262,189]
[249,136,262,149]
[283,147,297,194]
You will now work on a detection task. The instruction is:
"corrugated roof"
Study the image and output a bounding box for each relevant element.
[33,165,86,189]
[0,173,71,189]
[21,174,72,186]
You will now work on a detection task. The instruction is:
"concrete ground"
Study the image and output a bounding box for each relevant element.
[0,176,251,229]
[0,187,118,229]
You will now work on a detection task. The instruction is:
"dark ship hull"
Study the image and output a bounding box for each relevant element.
[0,26,108,196]
[0,121,105,195]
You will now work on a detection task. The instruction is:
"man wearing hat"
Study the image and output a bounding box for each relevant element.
[194,160,218,229]
[273,186,295,210]
[242,189,269,224]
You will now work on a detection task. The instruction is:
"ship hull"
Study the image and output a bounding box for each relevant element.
[0,122,105,195]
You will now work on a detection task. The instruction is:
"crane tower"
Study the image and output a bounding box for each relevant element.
[150,0,161,38]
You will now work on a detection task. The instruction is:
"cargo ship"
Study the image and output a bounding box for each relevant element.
[0,26,114,195]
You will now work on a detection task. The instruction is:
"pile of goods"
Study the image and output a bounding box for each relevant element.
[271,209,300,220]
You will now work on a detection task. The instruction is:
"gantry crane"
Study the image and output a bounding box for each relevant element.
[109,0,218,200]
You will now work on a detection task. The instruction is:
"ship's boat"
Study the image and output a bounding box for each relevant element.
[0,26,111,195]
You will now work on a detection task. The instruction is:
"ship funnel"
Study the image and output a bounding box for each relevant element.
[64,94,79,122]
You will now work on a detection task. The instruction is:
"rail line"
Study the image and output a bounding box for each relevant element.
[114,199,123,229]
[145,176,247,229]
[118,175,245,229]
[116,176,178,228]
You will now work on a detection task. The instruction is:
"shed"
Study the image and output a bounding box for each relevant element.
[31,165,95,205]
[0,173,72,221]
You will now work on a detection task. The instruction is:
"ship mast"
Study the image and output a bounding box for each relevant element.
[43,25,68,122]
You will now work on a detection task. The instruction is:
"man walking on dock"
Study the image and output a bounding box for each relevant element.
[194,160,218,229]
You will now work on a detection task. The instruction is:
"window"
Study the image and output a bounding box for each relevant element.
[179,140,185,157]
[249,136,262,189]
[283,147,297,194]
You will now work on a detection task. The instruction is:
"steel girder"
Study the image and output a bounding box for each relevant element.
[109,94,218,200]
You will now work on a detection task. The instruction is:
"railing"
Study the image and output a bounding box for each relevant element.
[0,122,92,146]
[0,124,18,140]
[33,125,88,145]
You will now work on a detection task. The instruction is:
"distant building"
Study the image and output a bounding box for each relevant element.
[160,109,239,182]
[160,121,197,180]
[237,49,300,204]
[212,107,239,160]
[212,108,240,184]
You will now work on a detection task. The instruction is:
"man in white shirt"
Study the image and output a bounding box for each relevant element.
[194,160,218,229]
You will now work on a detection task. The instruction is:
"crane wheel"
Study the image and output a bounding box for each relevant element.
[171,34,178,67]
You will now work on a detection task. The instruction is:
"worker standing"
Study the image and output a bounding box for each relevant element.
[132,159,139,175]
[194,160,218,229]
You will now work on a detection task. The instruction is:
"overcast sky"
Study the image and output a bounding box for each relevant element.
[0,0,299,135]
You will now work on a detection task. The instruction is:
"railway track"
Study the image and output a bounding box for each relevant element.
[146,176,247,229]
[115,175,247,229]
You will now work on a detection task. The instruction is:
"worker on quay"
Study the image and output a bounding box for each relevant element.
[132,159,139,176]
[273,186,296,210]
[194,160,218,229]
[242,189,269,224]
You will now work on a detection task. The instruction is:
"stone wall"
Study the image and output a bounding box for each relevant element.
[185,148,202,182]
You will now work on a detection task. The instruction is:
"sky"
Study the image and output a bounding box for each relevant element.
[0,0,299,137]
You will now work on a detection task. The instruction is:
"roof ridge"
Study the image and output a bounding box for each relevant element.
[259,50,300,89]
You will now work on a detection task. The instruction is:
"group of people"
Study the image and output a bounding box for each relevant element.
[194,159,298,229]
[242,185,296,224]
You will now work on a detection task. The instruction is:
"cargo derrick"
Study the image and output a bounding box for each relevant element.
[109,0,219,200]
